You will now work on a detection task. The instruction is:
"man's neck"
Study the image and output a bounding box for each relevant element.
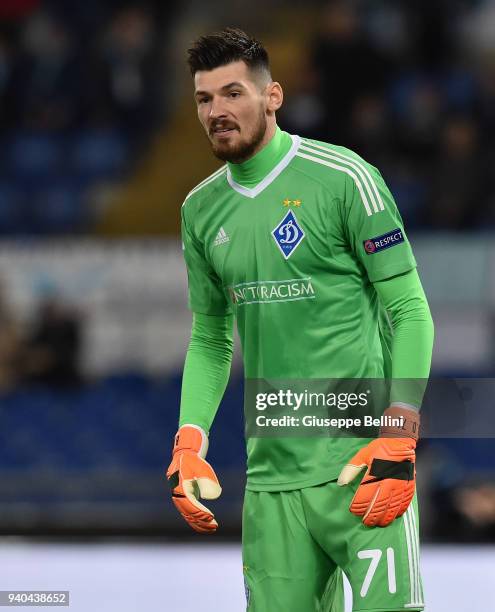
[227,125,292,188]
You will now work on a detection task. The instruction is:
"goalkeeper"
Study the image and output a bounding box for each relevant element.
[167,28,434,612]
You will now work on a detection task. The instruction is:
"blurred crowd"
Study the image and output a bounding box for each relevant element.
[280,0,495,230]
[0,281,81,391]
[0,0,171,234]
[0,0,168,141]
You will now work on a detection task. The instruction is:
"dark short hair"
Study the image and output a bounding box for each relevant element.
[187,27,271,80]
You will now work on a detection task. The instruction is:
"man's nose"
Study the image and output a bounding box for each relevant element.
[209,97,227,120]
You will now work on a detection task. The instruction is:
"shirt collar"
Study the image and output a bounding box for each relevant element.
[227,126,292,189]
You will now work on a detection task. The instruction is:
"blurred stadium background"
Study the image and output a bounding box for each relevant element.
[0,0,494,610]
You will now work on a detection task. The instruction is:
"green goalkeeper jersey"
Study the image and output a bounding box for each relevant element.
[181,127,417,491]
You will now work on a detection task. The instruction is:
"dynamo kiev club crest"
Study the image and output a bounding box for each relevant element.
[272,209,305,259]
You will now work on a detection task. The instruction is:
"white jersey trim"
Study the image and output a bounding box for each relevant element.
[404,506,424,608]
[296,151,376,216]
[226,135,301,199]
[183,165,227,205]
[300,140,385,213]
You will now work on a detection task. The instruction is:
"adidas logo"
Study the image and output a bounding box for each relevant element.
[213,227,230,246]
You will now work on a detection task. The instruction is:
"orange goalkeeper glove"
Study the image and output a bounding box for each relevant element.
[337,406,419,527]
[166,424,221,533]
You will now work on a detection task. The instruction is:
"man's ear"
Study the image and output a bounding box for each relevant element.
[266,81,283,113]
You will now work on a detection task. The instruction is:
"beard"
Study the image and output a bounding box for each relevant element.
[208,108,267,163]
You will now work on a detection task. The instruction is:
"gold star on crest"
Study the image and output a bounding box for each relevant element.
[283,198,291,207]
[293,199,302,207]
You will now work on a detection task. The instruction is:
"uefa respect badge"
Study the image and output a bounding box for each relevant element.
[364,228,404,254]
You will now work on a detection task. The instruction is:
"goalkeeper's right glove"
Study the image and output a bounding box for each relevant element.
[166,424,222,533]
[338,405,419,527]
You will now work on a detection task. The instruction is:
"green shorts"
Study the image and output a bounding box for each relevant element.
[242,480,424,612]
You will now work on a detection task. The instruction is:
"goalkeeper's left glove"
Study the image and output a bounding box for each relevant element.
[337,405,419,527]
[166,424,222,533]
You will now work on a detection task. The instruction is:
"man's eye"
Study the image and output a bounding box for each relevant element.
[198,97,209,104]
[229,92,240,98]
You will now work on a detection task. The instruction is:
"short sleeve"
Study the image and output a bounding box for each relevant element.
[181,205,232,316]
[342,162,416,282]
